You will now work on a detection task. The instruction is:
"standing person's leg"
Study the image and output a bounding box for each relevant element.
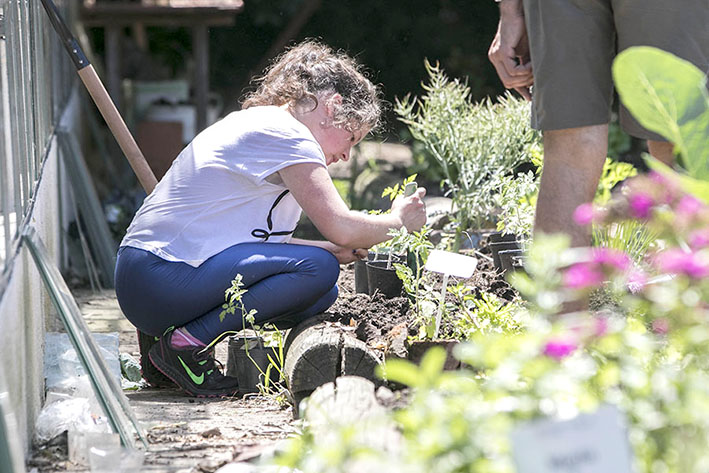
[523,0,616,247]
[535,125,608,248]
[647,141,675,167]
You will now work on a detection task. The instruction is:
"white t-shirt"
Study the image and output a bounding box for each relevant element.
[120,106,326,267]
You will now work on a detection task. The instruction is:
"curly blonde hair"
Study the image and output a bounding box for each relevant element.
[241,40,382,133]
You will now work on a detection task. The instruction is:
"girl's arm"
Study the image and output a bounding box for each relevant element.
[279,162,426,249]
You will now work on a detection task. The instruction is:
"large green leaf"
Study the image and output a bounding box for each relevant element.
[613,47,709,180]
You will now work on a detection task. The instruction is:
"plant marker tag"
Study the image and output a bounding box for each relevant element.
[510,405,633,473]
[425,250,477,278]
[424,250,478,338]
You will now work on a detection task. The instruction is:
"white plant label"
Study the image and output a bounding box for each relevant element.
[510,405,633,473]
[424,249,477,278]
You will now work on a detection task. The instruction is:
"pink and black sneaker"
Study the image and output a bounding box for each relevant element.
[148,328,239,398]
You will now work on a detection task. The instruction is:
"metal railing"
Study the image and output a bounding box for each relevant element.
[0,0,74,287]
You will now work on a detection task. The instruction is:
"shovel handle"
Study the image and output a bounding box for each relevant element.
[40,0,89,70]
[40,0,158,194]
[78,67,157,194]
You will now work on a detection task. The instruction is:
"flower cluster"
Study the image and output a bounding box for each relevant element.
[541,314,609,360]
[562,247,631,290]
[571,171,709,287]
[531,169,709,363]
[576,172,709,230]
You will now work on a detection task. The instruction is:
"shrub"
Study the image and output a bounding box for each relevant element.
[395,61,541,250]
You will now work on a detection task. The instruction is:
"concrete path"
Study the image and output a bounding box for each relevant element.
[67,289,295,473]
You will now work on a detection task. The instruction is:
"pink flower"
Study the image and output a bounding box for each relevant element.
[626,269,647,293]
[543,339,577,360]
[654,249,709,279]
[563,264,604,290]
[573,203,595,226]
[676,195,704,217]
[592,248,631,271]
[648,171,679,203]
[594,316,609,337]
[628,192,654,219]
[689,228,709,249]
[652,318,669,335]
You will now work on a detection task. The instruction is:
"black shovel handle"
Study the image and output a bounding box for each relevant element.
[39,0,90,70]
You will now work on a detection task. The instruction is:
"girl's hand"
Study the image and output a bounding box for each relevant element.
[289,238,367,264]
[325,243,368,264]
[391,187,427,232]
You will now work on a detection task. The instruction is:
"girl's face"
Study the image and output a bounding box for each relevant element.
[317,124,367,166]
[294,93,369,166]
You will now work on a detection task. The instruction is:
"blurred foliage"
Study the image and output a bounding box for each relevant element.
[89,0,502,135]
[331,178,351,207]
[614,47,709,198]
[607,119,632,161]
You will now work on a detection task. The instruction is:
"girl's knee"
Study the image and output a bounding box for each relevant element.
[308,247,340,285]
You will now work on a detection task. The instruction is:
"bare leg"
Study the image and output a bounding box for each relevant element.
[534,125,608,314]
[535,125,608,248]
[647,140,674,166]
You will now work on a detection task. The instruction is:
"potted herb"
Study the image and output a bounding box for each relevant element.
[220,275,287,395]
[358,176,418,298]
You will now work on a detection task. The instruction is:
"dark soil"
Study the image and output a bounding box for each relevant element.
[322,241,518,359]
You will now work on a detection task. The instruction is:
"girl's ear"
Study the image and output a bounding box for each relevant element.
[325,93,343,119]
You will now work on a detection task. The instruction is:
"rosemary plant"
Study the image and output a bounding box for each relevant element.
[396,61,541,250]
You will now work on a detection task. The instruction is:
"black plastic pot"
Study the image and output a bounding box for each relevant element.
[366,260,403,298]
[353,258,370,294]
[226,335,272,394]
[490,241,521,272]
[354,251,385,294]
[488,231,518,244]
[498,248,525,274]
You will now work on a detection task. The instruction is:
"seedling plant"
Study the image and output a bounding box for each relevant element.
[219,274,290,402]
[371,174,419,268]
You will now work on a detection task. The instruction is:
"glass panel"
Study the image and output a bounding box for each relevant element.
[0,0,75,278]
[0,3,10,271]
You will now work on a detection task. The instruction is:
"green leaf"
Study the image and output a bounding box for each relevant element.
[613,46,709,179]
[379,359,422,387]
[420,346,447,381]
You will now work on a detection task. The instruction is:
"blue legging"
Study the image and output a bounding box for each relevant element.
[114,243,340,344]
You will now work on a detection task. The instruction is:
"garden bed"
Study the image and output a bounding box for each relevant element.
[325,238,517,361]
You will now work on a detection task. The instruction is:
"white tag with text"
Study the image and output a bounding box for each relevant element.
[510,405,633,473]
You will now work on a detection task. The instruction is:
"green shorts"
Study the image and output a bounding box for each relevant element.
[523,0,709,140]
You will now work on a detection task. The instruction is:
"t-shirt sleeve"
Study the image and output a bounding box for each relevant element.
[234,124,326,182]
